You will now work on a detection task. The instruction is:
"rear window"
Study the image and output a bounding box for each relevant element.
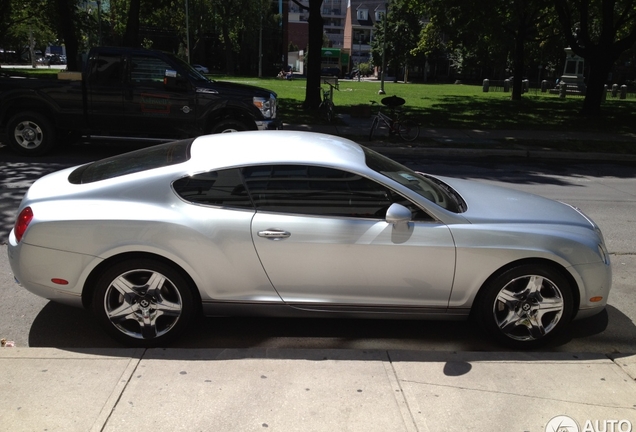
[68,139,193,184]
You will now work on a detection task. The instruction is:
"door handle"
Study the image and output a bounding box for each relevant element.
[257,229,291,240]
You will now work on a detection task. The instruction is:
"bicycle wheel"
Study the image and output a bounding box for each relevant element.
[369,116,379,141]
[326,101,334,122]
[398,119,419,142]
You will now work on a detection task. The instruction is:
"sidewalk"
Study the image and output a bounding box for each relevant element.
[285,114,636,162]
[1,347,635,431]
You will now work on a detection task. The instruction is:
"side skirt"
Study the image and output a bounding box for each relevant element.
[201,300,470,321]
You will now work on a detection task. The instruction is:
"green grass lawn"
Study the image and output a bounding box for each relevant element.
[219,76,636,134]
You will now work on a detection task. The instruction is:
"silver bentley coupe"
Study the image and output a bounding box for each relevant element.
[7,131,612,348]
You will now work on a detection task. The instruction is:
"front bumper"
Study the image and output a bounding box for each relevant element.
[256,119,283,131]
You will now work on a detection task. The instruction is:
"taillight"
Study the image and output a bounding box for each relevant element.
[15,207,33,243]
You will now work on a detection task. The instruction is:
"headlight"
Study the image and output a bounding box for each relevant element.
[598,243,610,265]
[253,94,277,119]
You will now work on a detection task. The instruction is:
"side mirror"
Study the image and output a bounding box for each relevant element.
[163,69,187,90]
[385,203,411,225]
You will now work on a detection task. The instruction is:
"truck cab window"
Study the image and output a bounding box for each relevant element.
[131,56,174,84]
[89,53,122,86]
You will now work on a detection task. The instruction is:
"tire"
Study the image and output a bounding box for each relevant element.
[369,116,379,141]
[212,119,249,134]
[92,259,196,347]
[475,264,574,349]
[6,111,56,156]
[398,119,419,142]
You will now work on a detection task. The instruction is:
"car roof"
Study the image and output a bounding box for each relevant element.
[189,131,368,171]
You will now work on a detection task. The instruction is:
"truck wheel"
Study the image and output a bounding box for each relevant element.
[7,112,56,156]
[212,119,249,134]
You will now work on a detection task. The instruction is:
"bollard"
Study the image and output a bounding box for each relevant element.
[620,85,627,99]
[559,81,567,98]
[522,79,529,93]
[482,79,490,92]
[612,84,619,97]
[541,80,548,92]
[503,79,510,92]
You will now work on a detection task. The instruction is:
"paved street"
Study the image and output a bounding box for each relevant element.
[1,141,635,353]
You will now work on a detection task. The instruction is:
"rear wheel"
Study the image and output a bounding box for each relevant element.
[92,259,195,347]
[475,264,573,349]
[6,111,56,156]
[368,116,379,141]
[398,119,419,141]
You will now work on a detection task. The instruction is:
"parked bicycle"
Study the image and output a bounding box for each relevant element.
[318,78,339,122]
[319,86,335,122]
[368,96,419,142]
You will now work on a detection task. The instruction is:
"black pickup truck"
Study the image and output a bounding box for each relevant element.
[0,47,281,156]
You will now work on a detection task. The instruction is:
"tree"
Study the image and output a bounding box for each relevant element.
[554,0,636,115]
[291,0,324,110]
[371,0,424,83]
[421,0,554,100]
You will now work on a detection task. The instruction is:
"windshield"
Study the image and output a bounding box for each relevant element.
[363,147,465,213]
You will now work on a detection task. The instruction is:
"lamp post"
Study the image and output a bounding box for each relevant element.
[185,0,190,64]
[378,3,388,94]
[358,32,362,82]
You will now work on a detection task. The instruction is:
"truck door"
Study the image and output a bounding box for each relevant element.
[85,50,124,132]
[123,54,196,137]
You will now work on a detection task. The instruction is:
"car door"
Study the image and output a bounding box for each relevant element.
[85,50,124,131]
[123,54,196,136]
[245,165,456,309]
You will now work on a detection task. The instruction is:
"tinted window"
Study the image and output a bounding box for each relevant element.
[68,139,193,184]
[88,52,122,86]
[242,165,431,220]
[173,169,253,209]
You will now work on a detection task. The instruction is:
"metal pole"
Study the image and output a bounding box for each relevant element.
[378,3,388,94]
[258,8,263,77]
[185,0,191,63]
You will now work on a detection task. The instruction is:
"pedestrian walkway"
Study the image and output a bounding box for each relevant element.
[285,114,636,162]
[1,347,635,432]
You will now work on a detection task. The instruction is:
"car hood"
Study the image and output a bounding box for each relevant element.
[198,80,276,98]
[439,176,593,228]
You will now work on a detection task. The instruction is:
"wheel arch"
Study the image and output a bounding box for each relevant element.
[205,107,257,133]
[81,251,202,313]
[470,257,581,319]
[1,95,58,128]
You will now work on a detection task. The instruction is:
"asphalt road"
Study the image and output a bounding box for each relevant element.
[1,141,635,353]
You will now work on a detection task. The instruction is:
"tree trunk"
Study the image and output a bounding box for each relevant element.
[122,0,141,48]
[581,54,613,116]
[302,0,324,110]
[56,0,80,71]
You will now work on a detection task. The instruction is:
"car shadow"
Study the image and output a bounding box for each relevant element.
[27,302,634,359]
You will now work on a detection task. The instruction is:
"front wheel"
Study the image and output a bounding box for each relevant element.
[368,116,379,141]
[475,264,574,349]
[212,119,249,134]
[398,119,419,142]
[6,111,56,156]
[92,259,196,347]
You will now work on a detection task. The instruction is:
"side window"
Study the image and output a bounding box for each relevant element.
[241,165,432,220]
[130,55,173,84]
[89,53,122,86]
[172,168,253,209]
